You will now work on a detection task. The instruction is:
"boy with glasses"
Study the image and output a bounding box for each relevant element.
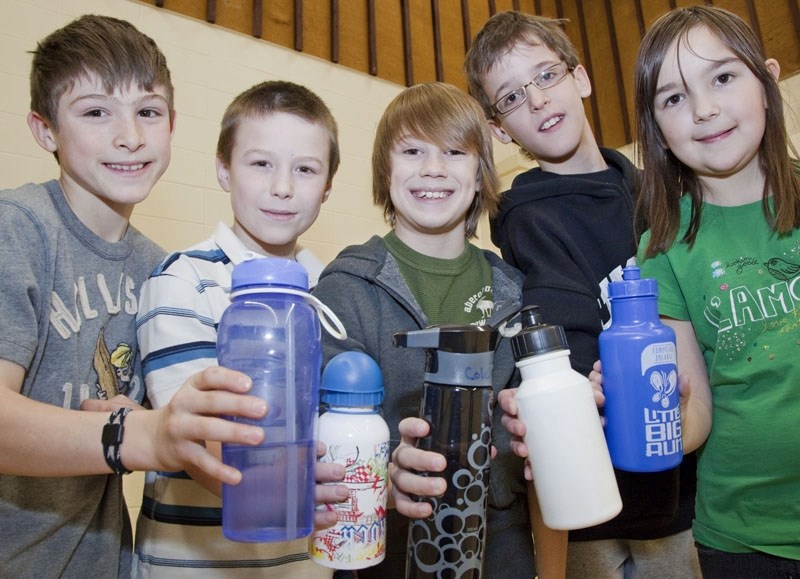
[464,10,699,579]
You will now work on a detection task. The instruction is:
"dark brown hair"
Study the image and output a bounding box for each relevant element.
[372,82,500,239]
[30,14,174,128]
[634,5,800,257]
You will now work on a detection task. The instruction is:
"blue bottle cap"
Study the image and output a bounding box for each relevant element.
[608,265,658,299]
[321,352,384,407]
[230,257,309,291]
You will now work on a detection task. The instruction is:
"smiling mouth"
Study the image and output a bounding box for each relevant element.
[412,190,451,199]
[697,128,734,143]
[106,163,147,171]
[540,115,563,131]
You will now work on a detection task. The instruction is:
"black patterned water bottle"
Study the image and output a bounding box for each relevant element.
[393,324,499,579]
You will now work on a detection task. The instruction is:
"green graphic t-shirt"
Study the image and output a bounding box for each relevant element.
[640,196,800,559]
[384,231,494,326]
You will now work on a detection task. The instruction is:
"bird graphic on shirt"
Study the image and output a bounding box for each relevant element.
[763,257,800,281]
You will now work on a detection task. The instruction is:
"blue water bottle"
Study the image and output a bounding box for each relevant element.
[599,265,683,472]
[217,257,321,542]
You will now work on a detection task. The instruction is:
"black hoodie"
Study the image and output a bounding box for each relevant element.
[491,148,695,541]
[491,147,639,377]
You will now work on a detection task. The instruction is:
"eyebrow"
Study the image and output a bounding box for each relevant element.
[654,56,741,98]
[68,92,169,107]
[244,148,324,162]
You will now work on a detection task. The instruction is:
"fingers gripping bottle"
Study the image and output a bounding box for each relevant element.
[510,306,622,530]
[599,265,682,472]
[311,351,390,570]
[393,324,499,579]
[216,257,346,542]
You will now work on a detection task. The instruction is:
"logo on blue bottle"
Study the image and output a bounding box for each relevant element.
[649,369,677,408]
[641,343,682,459]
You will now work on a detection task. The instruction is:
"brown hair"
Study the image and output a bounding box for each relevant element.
[465,10,581,119]
[217,81,340,186]
[372,82,500,239]
[634,5,800,257]
[30,14,174,128]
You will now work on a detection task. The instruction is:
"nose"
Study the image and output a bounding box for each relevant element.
[525,83,550,111]
[692,91,720,122]
[113,115,145,151]
[421,151,447,177]
[271,168,294,199]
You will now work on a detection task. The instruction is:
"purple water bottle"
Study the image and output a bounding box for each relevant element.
[599,265,683,472]
[217,257,321,542]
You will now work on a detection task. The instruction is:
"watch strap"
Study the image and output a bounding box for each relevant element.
[102,407,132,475]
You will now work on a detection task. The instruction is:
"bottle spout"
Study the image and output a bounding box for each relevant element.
[520,305,544,328]
[622,265,641,281]
[510,305,569,361]
[394,324,500,354]
[392,327,442,350]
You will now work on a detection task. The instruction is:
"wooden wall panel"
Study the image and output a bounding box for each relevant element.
[755,1,800,74]
[339,2,373,77]
[439,0,469,84]
[610,0,646,143]
[300,2,331,61]
[143,0,800,149]
[408,0,436,85]
[259,1,293,48]
[160,0,205,21]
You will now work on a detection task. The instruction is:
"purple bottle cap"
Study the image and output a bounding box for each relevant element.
[230,257,309,292]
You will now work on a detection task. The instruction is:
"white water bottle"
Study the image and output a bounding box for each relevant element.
[311,352,389,569]
[510,305,622,530]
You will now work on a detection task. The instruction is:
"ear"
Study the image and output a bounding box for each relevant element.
[215,156,231,192]
[763,59,780,108]
[27,111,58,153]
[765,58,780,82]
[488,118,513,145]
[765,58,780,81]
[571,64,593,98]
[322,185,332,203]
[169,110,178,140]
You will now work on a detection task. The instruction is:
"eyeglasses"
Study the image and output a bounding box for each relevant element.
[492,62,574,116]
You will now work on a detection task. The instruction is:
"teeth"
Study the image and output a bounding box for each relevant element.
[108,163,145,171]
[541,116,561,130]
[414,191,448,199]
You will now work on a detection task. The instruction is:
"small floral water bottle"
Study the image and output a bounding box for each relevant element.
[310,351,390,570]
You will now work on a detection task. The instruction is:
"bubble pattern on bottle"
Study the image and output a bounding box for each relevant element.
[407,423,491,578]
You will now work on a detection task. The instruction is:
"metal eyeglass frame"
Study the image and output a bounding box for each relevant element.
[492,62,575,116]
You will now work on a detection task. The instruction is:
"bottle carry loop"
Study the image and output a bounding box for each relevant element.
[230,287,348,341]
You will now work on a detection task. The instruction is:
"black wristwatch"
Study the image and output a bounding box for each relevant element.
[102,407,133,475]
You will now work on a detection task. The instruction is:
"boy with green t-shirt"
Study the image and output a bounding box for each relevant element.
[312,82,535,579]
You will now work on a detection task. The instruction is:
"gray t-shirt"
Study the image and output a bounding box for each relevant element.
[0,181,165,577]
